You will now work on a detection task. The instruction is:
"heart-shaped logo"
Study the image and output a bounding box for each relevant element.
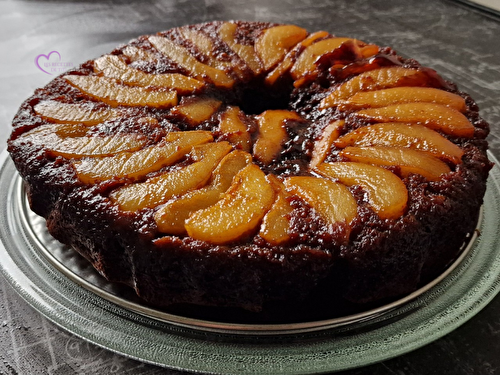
[35,51,62,75]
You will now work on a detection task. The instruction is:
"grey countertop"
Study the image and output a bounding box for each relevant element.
[1,0,500,374]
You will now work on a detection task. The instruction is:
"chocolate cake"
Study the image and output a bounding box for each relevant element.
[7,21,492,320]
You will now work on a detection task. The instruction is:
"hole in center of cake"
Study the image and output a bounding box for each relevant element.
[237,85,292,115]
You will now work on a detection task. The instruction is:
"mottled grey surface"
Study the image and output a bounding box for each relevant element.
[1,0,500,374]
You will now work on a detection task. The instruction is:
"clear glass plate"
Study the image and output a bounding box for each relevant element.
[1,149,500,374]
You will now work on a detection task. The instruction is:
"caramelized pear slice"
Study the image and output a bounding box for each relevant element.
[339,87,467,112]
[171,97,222,125]
[218,106,251,151]
[34,100,119,125]
[74,130,213,184]
[355,102,475,138]
[185,164,275,244]
[265,31,329,85]
[149,35,234,88]
[94,55,204,94]
[285,176,357,231]
[334,123,464,164]
[155,150,252,234]
[315,162,408,220]
[18,123,89,141]
[110,142,231,211]
[64,75,178,108]
[218,22,263,74]
[259,175,293,245]
[121,46,158,62]
[309,119,344,169]
[254,110,302,165]
[255,25,308,71]
[319,67,431,109]
[48,134,147,159]
[290,37,354,80]
[339,146,451,181]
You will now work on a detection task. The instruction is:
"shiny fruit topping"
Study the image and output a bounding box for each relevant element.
[355,102,475,138]
[218,22,263,74]
[121,46,158,62]
[218,106,251,152]
[259,175,293,245]
[334,123,464,164]
[265,31,329,85]
[253,110,302,165]
[339,146,451,181]
[315,162,408,220]
[74,130,213,184]
[34,100,119,125]
[171,97,222,125]
[284,176,357,232]
[338,87,467,112]
[255,25,308,71]
[319,67,431,109]
[110,141,231,211]
[94,54,204,94]
[64,75,178,108]
[309,119,344,169]
[185,163,275,244]
[154,150,252,234]
[149,35,234,88]
[291,37,355,80]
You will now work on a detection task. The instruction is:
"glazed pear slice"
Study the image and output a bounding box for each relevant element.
[34,100,119,125]
[149,35,234,88]
[18,123,89,141]
[218,22,263,74]
[338,87,467,112]
[255,25,308,71]
[319,67,432,109]
[110,142,232,211]
[171,97,222,125]
[121,46,158,62]
[339,146,451,181]
[155,150,252,234]
[259,175,293,245]
[290,37,355,80]
[334,123,464,164]
[185,164,275,244]
[47,133,147,159]
[355,102,475,138]
[284,176,357,233]
[265,31,329,85]
[309,119,345,169]
[74,130,213,184]
[315,162,408,220]
[254,110,302,165]
[218,106,251,152]
[64,75,178,108]
[94,55,204,94]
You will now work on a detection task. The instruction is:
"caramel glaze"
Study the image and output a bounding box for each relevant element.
[7,21,492,318]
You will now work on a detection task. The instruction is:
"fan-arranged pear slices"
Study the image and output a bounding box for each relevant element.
[255,24,308,71]
[218,106,252,152]
[315,162,408,220]
[93,54,204,94]
[319,66,433,109]
[185,164,276,245]
[109,142,232,211]
[64,75,178,108]
[253,110,302,165]
[74,130,213,184]
[309,120,345,169]
[149,35,235,88]
[34,100,119,125]
[171,97,222,126]
[154,150,252,235]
